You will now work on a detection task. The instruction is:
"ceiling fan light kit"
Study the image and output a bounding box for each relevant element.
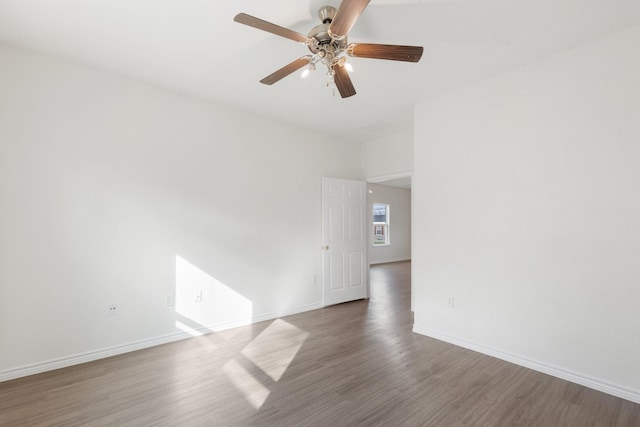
[234,0,423,98]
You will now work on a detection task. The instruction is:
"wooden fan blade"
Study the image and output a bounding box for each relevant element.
[333,63,356,98]
[329,0,371,38]
[347,43,424,62]
[234,13,310,44]
[260,57,311,85]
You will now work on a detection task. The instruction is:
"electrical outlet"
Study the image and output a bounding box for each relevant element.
[166,294,175,307]
[312,275,319,285]
[108,304,117,316]
[195,290,203,303]
[448,297,455,309]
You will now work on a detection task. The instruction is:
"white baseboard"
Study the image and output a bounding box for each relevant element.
[0,302,323,383]
[413,326,640,404]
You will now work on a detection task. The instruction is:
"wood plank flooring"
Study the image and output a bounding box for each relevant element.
[1,261,639,426]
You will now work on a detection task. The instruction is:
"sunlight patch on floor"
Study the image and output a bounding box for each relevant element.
[241,319,309,382]
[222,358,271,410]
[222,319,309,409]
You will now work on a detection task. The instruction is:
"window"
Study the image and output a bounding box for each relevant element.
[373,203,390,246]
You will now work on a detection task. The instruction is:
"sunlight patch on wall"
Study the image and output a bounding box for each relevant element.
[175,320,207,337]
[175,255,253,330]
[241,319,309,382]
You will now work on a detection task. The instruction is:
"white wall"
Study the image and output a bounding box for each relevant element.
[0,43,362,379]
[361,130,413,179]
[412,25,640,403]
[367,184,411,264]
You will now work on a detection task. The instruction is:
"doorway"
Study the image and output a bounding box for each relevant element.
[366,173,412,311]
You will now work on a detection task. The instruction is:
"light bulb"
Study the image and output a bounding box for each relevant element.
[301,62,316,79]
[345,63,354,72]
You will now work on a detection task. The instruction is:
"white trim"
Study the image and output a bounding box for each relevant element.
[0,302,323,383]
[413,326,640,404]
[366,171,412,184]
[369,257,411,265]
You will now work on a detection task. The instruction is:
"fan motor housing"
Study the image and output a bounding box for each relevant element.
[307,6,347,56]
[308,24,347,53]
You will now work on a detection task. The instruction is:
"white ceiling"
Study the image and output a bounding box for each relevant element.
[1,0,639,142]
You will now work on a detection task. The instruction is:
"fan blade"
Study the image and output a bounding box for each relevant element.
[234,13,310,44]
[347,43,423,62]
[333,63,356,98]
[329,0,371,38]
[260,57,312,85]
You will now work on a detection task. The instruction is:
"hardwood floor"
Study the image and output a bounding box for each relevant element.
[1,261,638,426]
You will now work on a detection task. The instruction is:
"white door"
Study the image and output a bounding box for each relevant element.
[322,177,368,306]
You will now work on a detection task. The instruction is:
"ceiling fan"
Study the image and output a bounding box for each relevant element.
[234,0,424,98]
